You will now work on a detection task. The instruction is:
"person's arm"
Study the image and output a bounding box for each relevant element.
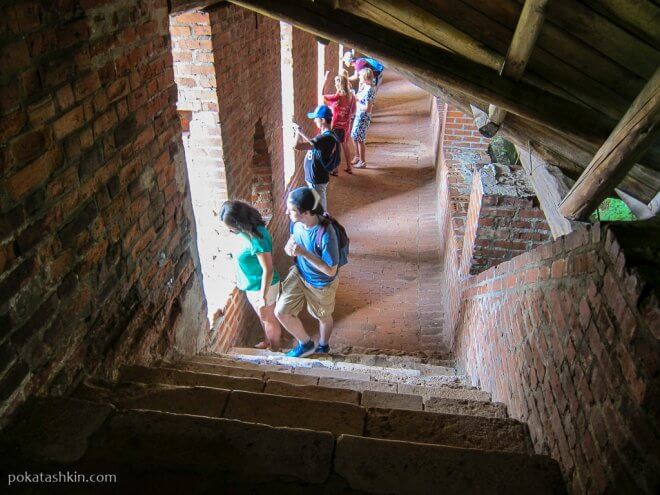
[293,126,314,150]
[256,251,274,307]
[321,70,332,96]
[289,242,338,277]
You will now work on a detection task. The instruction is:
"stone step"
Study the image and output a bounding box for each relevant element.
[335,435,566,494]
[230,346,458,374]
[189,352,470,389]
[424,396,508,419]
[76,378,528,454]
[0,397,564,493]
[118,365,265,392]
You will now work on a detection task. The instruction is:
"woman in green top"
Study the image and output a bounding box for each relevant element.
[220,200,282,351]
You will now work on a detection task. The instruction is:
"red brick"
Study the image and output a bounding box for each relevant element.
[6,147,62,201]
[53,105,85,139]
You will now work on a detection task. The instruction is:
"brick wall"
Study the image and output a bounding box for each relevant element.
[169,10,230,326]
[454,222,660,494]
[324,41,339,80]
[0,0,208,423]
[201,13,316,353]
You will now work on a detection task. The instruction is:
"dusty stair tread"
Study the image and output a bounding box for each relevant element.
[334,435,566,494]
[223,390,365,436]
[320,352,457,376]
[361,390,423,411]
[264,370,319,385]
[84,408,335,484]
[264,380,361,405]
[424,396,508,419]
[160,360,268,379]
[74,379,230,417]
[319,377,398,393]
[398,382,491,401]
[365,407,533,454]
[119,365,264,392]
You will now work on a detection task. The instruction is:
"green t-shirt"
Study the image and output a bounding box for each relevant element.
[234,225,280,291]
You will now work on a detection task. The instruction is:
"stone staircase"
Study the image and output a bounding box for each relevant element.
[0,348,567,494]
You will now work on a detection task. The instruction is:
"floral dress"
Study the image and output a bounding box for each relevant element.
[350,84,376,143]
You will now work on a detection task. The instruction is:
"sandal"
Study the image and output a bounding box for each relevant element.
[351,157,360,165]
[344,168,353,174]
[354,161,367,169]
[330,170,338,176]
[254,341,269,350]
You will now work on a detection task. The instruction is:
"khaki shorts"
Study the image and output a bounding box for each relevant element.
[245,281,280,311]
[275,266,339,320]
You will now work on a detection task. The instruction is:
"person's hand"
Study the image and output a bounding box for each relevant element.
[284,236,297,256]
[258,303,269,319]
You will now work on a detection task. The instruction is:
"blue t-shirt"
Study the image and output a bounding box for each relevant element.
[292,221,339,288]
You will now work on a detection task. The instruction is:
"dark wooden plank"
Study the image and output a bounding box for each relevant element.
[546,0,660,79]
[559,68,660,220]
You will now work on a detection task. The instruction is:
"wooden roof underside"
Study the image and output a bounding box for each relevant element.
[174,0,660,205]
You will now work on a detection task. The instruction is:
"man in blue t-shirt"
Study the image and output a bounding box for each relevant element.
[275,187,340,358]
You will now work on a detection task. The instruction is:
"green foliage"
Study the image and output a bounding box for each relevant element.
[590,198,636,222]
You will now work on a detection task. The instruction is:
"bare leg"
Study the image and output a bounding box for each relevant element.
[259,303,281,351]
[352,138,360,163]
[275,310,311,343]
[318,316,334,346]
[341,141,352,171]
[359,141,366,164]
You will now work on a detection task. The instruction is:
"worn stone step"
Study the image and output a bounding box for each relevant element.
[365,407,532,454]
[119,365,264,392]
[76,378,523,454]
[74,379,230,418]
[335,435,566,494]
[1,397,335,486]
[424,396,508,419]
[398,382,491,401]
[361,390,423,411]
[264,380,361,404]
[159,360,268,379]
[224,390,365,437]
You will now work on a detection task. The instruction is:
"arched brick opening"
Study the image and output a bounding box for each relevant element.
[250,120,274,223]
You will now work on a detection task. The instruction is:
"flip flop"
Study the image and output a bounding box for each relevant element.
[344,168,353,174]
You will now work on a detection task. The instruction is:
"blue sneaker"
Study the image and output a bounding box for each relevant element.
[285,340,315,358]
[315,344,330,354]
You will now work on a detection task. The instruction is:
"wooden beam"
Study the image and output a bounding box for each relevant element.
[337,0,503,70]
[517,144,579,238]
[470,105,499,138]
[486,0,549,132]
[559,68,660,220]
[226,0,616,147]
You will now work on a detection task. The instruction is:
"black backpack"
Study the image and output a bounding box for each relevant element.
[315,130,341,173]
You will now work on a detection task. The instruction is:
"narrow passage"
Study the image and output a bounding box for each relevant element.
[327,71,444,354]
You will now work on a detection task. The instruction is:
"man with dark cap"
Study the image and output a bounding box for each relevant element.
[275,187,340,357]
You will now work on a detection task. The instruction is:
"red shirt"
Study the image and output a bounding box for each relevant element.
[323,92,355,131]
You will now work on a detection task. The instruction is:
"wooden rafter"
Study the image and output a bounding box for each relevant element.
[558,68,660,220]
[226,0,615,147]
[336,0,504,70]
[485,0,550,133]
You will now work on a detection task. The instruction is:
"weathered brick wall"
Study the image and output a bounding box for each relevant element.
[0,0,208,422]
[292,28,318,176]
[441,105,490,258]
[464,168,552,275]
[201,5,283,352]
[454,222,660,494]
[202,13,315,353]
[324,41,339,79]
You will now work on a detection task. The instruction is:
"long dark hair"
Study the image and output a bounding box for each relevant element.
[220,200,265,239]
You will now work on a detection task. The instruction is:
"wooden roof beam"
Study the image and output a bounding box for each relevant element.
[227,0,615,147]
[336,0,504,71]
[559,68,660,220]
[482,0,550,136]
